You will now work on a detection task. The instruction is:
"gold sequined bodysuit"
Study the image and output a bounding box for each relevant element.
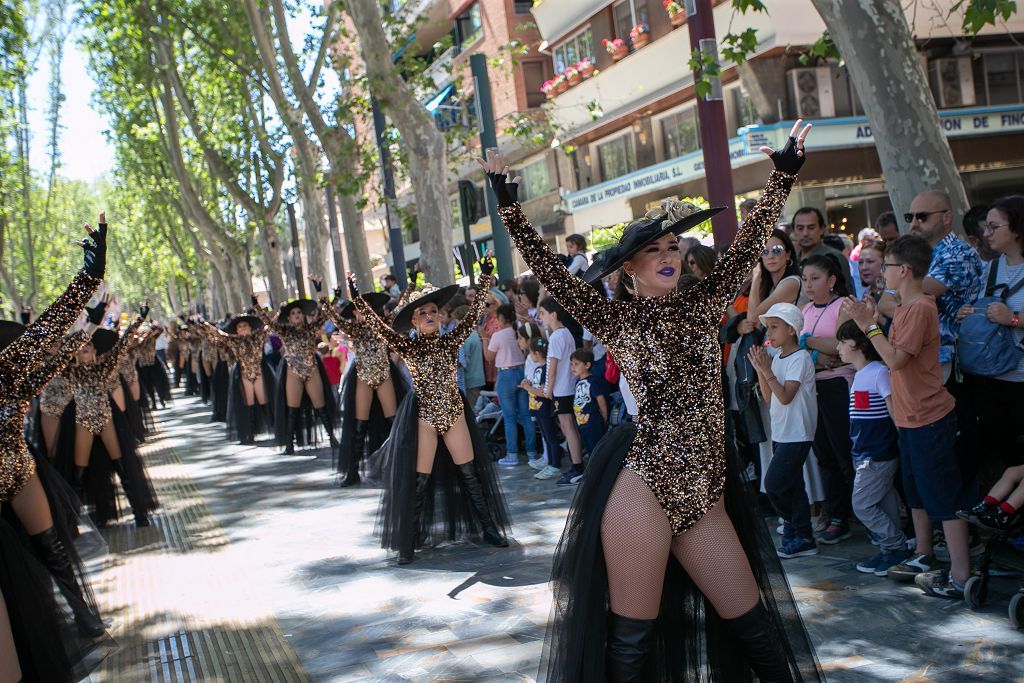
[137,330,160,366]
[68,319,144,435]
[259,304,328,381]
[354,274,494,434]
[0,269,101,501]
[209,326,268,382]
[499,171,795,534]
[39,374,73,417]
[329,316,391,389]
[117,331,146,386]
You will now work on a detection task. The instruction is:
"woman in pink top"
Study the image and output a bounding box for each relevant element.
[482,303,539,466]
[800,253,856,544]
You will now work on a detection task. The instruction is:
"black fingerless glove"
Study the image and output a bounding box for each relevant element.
[485,171,519,208]
[479,256,495,276]
[19,308,30,325]
[85,301,107,325]
[311,278,322,294]
[408,268,418,288]
[139,304,150,321]
[83,222,107,278]
[347,274,360,298]
[770,136,805,175]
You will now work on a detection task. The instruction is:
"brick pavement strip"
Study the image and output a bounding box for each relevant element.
[92,428,310,682]
[86,391,1024,682]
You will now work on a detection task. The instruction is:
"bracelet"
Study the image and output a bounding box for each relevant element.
[811,350,819,365]
[799,333,811,350]
[867,328,883,340]
[1012,313,1021,328]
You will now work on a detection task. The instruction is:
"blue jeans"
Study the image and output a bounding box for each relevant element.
[496,367,537,457]
[764,441,813,540]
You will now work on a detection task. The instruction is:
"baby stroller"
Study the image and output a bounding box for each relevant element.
[472,390,506,461]
[961,517,1024,628]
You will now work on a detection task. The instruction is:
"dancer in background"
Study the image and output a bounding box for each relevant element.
[350,260,510,566]
[326,273,415,487]
[481,122,821,682]
[258,277,339,454]
[137,323,171,410]
[0,215,110,679]
[56,309,158,529]
[203,310,275,445]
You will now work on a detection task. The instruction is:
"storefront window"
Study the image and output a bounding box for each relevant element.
[971,50,1024,106]
[554,27,594,73]
[518,159,551,202]
[598,134,637,181]
[661,108,700,159]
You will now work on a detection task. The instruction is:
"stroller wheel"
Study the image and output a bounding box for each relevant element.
[1010,592,1024,629]
[964,575,985,610]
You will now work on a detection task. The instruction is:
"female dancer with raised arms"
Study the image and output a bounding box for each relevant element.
[348,259,510,565]
[480,121,820,681]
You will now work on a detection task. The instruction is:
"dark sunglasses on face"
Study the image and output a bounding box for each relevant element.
[903,209,948,224]
[761,245,786,257]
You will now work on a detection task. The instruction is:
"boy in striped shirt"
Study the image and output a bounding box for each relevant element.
[837,320,908,576]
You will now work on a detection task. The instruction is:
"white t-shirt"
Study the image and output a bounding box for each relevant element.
[156,333,170,351]
[567,253,588,276]
[619,374,637,416]
[548,327,577,397]
[582,328,606,361]
[768,349,818,443]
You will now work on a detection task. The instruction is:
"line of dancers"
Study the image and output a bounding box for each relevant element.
[4,123,825,681]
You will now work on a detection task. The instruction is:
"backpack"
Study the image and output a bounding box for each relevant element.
[957,260,1024,377]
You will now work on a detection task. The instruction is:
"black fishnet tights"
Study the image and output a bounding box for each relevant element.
[601,468,760,620]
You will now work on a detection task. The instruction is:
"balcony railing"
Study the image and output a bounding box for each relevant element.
[424,46,457,90]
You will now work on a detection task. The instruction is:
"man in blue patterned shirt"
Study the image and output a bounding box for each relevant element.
[907,190,983,379]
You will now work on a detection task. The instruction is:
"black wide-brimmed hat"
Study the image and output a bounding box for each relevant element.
[92,328,118,355]
[0,320,26,353]
[280,299,318,318]
[391,285,460,333]
[225,315,261,334]
[581,203,724,283]
[339,292,391,320]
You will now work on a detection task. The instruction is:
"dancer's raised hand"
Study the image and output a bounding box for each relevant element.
[759,119,812,175]
[79,211,108,278]
[476,149,522,207]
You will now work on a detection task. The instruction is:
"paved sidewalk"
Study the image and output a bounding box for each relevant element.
[88,390,1024,682]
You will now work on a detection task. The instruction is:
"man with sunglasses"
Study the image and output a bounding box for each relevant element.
[905,190,983,383]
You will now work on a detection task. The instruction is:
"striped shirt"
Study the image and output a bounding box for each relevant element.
[849,361,898,461]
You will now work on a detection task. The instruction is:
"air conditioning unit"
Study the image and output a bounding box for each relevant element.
[929,57,976,107]
[788,67,835,119]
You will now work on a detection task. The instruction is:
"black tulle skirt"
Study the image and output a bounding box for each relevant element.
[271,355,339,450]
[541,423,822,682]
[226,358,277,444]
[184,353,198,396]
[334,360,410,478]
[53,399,159,528]
[118,375,149,443]
[373,391,511,553]
[138,361,171,406]
[209,359,230,423]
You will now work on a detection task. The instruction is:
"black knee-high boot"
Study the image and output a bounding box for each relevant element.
[398,472,430,565]
[316,407,338,448]
[455,462,508,547]
[240,404,256,445]
[340,420,368,487]
[284,407,299,454]
[72,465,87,502]
[724,602,794,682]
[30,528,106,637]
[605,612,656,682]
[111,458,150,528]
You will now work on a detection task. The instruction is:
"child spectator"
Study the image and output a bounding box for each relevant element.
[482,304,538,467]
[748,303,819,559]
[569,349,608,455]
[958,464,1024,532]
[564,234,589,276]
[836,320,908,576]
[845,234,975,599]
[538,296,585,486]
[521,335,562,480]
[318,342,342,404]
[452,305,485,408]
[516,324,548,473]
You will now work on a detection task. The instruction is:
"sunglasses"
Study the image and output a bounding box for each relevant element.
[761,245,786,257]
[903,209,948,223]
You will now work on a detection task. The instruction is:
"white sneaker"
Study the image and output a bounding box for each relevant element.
[528,456,546,471]
[535,465,560,480]
[497,454,519,467]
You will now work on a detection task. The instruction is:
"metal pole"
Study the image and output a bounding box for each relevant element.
[470,53,514,281]
[686,0,739,250]
[457,180,477,287]
[371,96,407,289]
[286,203,306,298]
[325,186,347,286]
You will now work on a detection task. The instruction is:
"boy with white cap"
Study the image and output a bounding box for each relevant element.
[748,302,819,558]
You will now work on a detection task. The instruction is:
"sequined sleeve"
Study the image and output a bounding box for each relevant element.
[353,296,413,354]
[0,269,101,372]
[101,317,144,376]
[21,330,90,398]
[256,306,284,333]
[448,273,494,347]
[692,170,796,304]
[497,203,614,340]
[327,309,359,337]
[394,282,417,312]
